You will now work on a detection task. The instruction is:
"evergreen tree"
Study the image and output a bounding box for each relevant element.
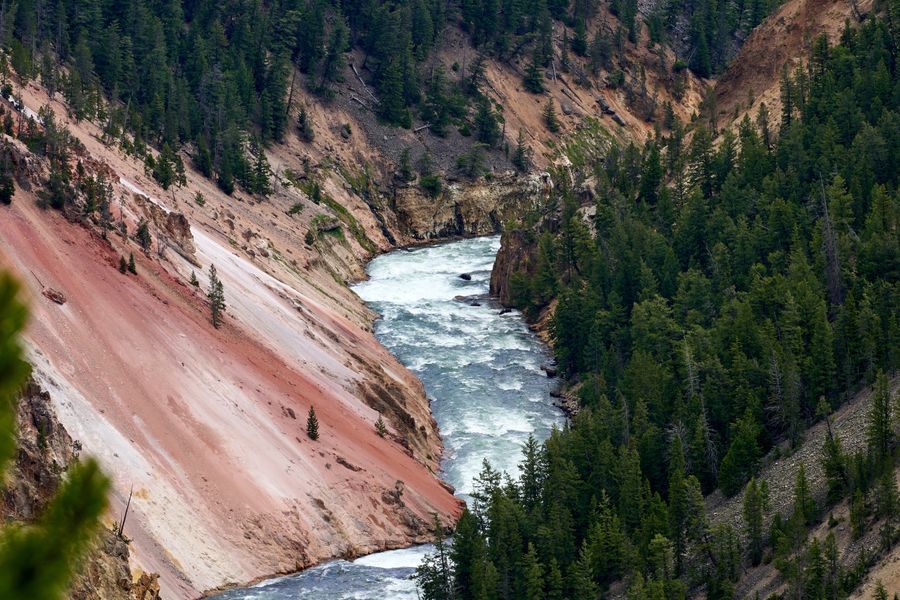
[415,514,453,600]
[867,370,894,464]
[511,130,531,173]
[571,19,588,56]
[378,60,411,127]
[318,18,349,96]
[523,50,544,94]
[519,434,545,513]
[207,264,225,329]
[743,477,769,565]
[474,100,500,146]
[118,256,128,274]
[306,406,319,441]
[298,106,315,143]
[0,160,14,205]
[793,463,816,526]
[135,220,152,252]
[543,98,559,132]
[519,542,543,600]
[189,271,199,287]
[718,409,761,496]
[375,415,387,438]
[127,253,136,274]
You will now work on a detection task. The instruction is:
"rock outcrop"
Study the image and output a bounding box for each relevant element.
[131,193,198,265]
[490,228,537,307]
[391,172,552,241]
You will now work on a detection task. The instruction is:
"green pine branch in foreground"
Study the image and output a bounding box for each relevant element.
[0,272,109,600]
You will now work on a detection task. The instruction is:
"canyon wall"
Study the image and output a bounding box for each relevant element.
[0,82,471,597]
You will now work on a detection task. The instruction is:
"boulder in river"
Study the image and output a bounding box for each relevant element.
[499,308,512,315]
[541,364,558,378]
[458,273,472,281]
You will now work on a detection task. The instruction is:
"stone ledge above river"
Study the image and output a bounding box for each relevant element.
[390,172,551,241]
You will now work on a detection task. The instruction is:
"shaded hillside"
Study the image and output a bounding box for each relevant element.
[707,378,900,599]
[714,0,878,134]
[424,10,899,600]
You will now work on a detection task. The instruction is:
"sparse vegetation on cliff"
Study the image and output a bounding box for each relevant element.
[207,264,226,329]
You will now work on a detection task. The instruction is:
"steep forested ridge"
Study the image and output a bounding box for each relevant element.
[0,0,773,197]
[416,14,900,600]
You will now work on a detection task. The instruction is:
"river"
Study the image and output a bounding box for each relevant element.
[214,236,563,599]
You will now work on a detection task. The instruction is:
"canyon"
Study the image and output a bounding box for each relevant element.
[0,0,891,597]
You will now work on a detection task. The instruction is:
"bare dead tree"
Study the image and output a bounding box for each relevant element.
[117,484,134,538]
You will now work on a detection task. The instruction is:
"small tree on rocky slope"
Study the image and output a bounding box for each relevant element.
[306,406,319,440]
[207,264,225,328]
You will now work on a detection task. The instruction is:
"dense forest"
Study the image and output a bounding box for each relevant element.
[415,15,900,600]
[0,0,775,196]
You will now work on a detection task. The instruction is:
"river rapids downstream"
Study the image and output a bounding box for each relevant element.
[214,236,564,599]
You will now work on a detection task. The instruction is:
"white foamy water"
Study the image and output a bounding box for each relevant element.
[214,236,563,599]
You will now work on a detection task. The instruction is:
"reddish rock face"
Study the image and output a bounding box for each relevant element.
[1,178,461,597]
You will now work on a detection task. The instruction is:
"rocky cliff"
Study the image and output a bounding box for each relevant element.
[0,79,465,597]
[392,171,553,241]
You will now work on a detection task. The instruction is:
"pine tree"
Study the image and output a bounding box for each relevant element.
[819,399,848,504]
[207,264,226,328]
[512,130,530,172]
[252,142,272,196]
[523,50,544,94]
[520,542,543,600]
[0,165,13,205]
[127,252,136,274]
[589,31,609,74]
[306,406,319,440]
[543,98,559,132]
[474,100,500,146]
[546,558,564,600]
[571,19,588,56]
[318,18,348,96]
[569,545,598,598]
[793,463,816,526]
[415,514,453,599]
[450,509,483,599]
[298,106,315,142]
[189,271,199,287]
[718,409,762,496]
[519,434,545,513]
[867,370,894,464]
[378,60,410,127]
[743,477,769,565]
[118,255,127,274]
[375,414,387,438]
[136,219,152,252]
[876,467,898,520]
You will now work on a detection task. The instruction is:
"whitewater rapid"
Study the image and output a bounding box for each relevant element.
[214,236,563,599]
